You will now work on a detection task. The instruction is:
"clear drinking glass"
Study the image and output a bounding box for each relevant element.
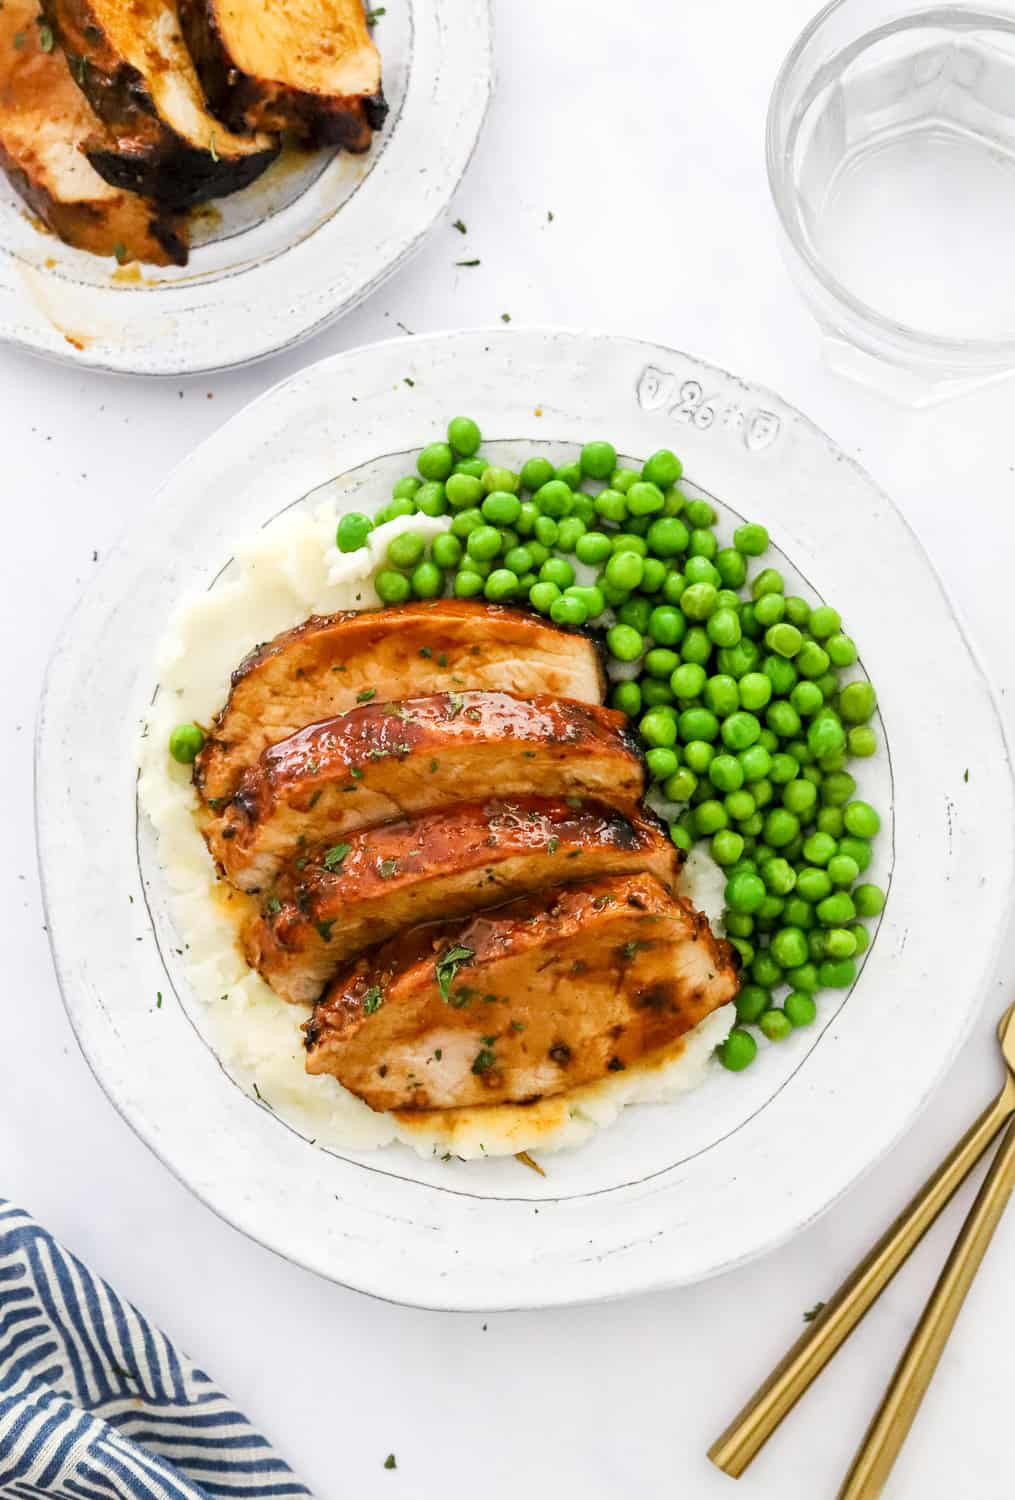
[768,0,1015,404]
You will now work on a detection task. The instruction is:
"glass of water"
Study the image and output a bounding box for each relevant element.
[768,0,1015,404]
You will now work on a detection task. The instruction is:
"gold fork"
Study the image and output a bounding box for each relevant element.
[709,1003,1015,1497]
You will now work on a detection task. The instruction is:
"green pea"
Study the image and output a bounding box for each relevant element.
[376,568,411,604]
[752,567,784,598]
[641,516,688,561]
[849,922,870,954]
[550,593,587,625]
[514,501,538,535]
[790,681,824,718]
[670,662,705,699]
[722,711,761,751]
[679,706,720,742]
[843,801,880,839]
[682,627,713,665]
[704,675,740,717]
[684,740,715,774]
[528,580,560,614]
[520,456,555,492]
[717,640,761,680]
[816,890,857,927]
[766,622,803,658]
[538,557,574,589]
[738,672,772,713]
[758,1008,792,1042]
[575,439,615,479]
[708,754,744,794]
[760,857,795,896]
[738,811,765,836]
[694,800,728,836]
[611,680,642,716]
[625,481,665,517]
[556,516,587,552]
[739,745,772,782]
[663,767,698,801]
[478,569,514,602]
[707,607,742,647]
[429,533,462,570]
[734,522,769,556]
[640,558,667,593]
[768,752,797,785]
[782,779,817,818]
[765,700,800,740]
[646,747,679,781]
[418,442,455,481]
[608,623,644,662]
[466,525,502,562]
[661,571,688,606]
[452,569,484,598]
[454,457,487,479]
[567,584,605,618]
[712,829,745,866]
[669,821,694,852]
[640,707,678,749]
[680,582,718,621]
[573,531,610,566]
[740,603,763,640]
[555,461,582,490]
[796,641,830,679]
[754,592,785,628]
[641,682,673,709]
[447,415,481,455]
[786,960,819,991]
[533,480,572,518]
[853,883,885,917]
[817,807,844,838]
[684,556,721,587]
[387,530,426,570]
[726,870,767,913]
[848,726,877,757]
[769,927,807,970]
[821,770,857,807]
[644,648,680,681]
[605,551,644,591]
[717,1028,758,1071]
[534,515,559,547]
[611,532,649,557]
[752,952,784,989]
[808,604,841,639]
[823,927,857,959]
[784,991,817,1027]
[734,984,769,1023]
[808,712,846,760]
[392,476,421,502]
[826,854,859,889]
[764,808,800,848]
[414,482,447,517]
[826,632,857,667]
[641,448,682,488]
[645,605,684,646]
[618,597,653,633]
[752,777,775,808]
[838,681,876,724]
[335,511,373,553]
[482,465,519,495]
[501,544,531,576]
[169,722,205,764]
[688,528,718,561]
[764,655,797,697]
[594,489,628,524]
[409,559,442,598]
[517,572,538,593]
[783,595,810,627]
[818,957,856,989]
[450,507,483,539]
[480,490,521,527]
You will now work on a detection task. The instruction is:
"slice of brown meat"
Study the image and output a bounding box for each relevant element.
[0,0,187,264]
[193,601,605,805]
[208,691,642,890]
[304,873,739,1111]
[179,0,386,147]
[245,800,678,1004]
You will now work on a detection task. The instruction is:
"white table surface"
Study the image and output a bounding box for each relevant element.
[2,2,1014,1495]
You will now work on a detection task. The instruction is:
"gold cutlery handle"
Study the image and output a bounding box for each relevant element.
[838,1112,1015,1499]
[709,1082,1015,1478]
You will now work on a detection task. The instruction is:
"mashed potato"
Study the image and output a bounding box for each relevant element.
[138,493,735,1159]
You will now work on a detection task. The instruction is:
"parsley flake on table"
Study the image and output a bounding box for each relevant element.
[383,1454,396,1470]
[456,258,480,267]
[453,218,467,233]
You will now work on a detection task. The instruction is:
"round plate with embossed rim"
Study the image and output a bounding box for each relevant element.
[37,327,1014,1308]
[0,0,491,376]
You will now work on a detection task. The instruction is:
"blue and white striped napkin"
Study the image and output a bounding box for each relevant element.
[0,1202,310,1500]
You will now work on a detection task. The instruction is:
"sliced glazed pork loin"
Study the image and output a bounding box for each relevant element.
[207,691,643,890]
[194,600,606,806]
[304,873,740,1111]
[244,799,679,1004]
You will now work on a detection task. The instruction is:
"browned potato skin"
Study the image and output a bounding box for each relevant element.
[304,874,739,1112]
[245,798,679,1004]
[208,690,643,890]
[195,601,606,805]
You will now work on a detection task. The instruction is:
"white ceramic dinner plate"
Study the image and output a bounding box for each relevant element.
[0,2,491,376]
[37,328,1014,1309]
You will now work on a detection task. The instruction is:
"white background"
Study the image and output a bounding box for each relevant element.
[2,1,1014,1496]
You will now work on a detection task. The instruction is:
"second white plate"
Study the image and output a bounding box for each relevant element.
[0,1,491,375]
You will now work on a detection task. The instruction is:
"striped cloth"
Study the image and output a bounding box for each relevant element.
[0,1202,310,1500]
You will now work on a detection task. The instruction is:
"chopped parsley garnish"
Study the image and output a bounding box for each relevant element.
[437,652,448,668]
[434,1048,443,1061]
[446,693,464,719]
[430,758,439,773]
[350,766,364,779]
[265,895,282,915]
[357,688,376,703]
[315,919,335,942]
[323,843,352,871]
[435,944,474,1000]
[547,837,559,855]
[37,20,54,51]
[362,986,384,1015]
[13,29,25,47]
[447,986,474,1009]
[378,858,399,880]
[607,1056,625,1072]
[419,646,433,659]
[471,1047,497,1075]
[511,1019,525,1032]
